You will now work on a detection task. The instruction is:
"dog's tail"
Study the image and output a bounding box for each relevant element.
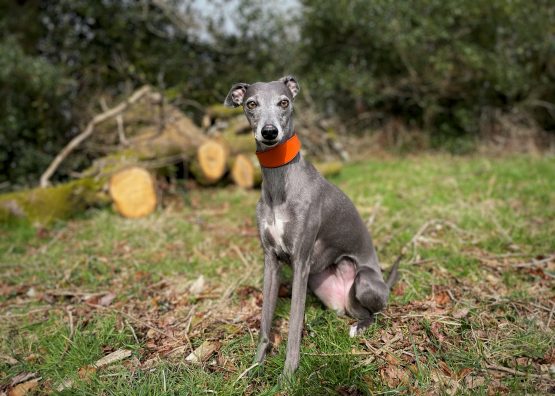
[385,254,402,289]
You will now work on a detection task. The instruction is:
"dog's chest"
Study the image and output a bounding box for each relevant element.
[262,205,290,254]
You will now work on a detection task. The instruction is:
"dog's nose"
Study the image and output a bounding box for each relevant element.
[261,125,279,141]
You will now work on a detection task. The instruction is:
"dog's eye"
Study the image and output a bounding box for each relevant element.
[246,101,257,110]
[279,99,289,108]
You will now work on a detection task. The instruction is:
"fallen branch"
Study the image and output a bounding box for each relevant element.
[39,85,152,187]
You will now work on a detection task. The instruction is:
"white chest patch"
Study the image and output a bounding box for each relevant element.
[264,206,289,253]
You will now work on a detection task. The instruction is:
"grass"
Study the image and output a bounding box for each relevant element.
[0,154,554,395]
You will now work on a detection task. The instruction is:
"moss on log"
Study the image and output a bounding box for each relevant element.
[314,161,343,178]
[0,178,106,225]
[205,104,243,119]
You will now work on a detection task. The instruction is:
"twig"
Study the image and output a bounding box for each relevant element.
[547,303,554,328]
[514,255,554,269]
[126,320,140,344]
[66,307,74,339]
[366,198,382,227]
[485,364,552,380]
[39,85,152,187]
[116,114,128,146]
[233,362,259,384]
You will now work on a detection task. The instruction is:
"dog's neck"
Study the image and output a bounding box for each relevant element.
[260,153,303,204]
[254,119,304,203]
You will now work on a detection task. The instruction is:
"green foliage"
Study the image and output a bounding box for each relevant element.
[299,0,555,136]
[0,38,74,187]
[1,0,554,187]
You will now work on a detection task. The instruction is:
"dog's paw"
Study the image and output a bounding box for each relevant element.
[349,316,376,337]
[349,324,359,338]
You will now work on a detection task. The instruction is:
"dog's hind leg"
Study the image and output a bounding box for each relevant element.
[346,266,389,336]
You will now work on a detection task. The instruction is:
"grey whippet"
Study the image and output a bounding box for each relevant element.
[224,76,399,375]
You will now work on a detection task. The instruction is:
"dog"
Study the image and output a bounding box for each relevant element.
[224,76,399,375]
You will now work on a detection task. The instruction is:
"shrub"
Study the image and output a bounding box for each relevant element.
[0,38,75,187]
[298,0,555,138]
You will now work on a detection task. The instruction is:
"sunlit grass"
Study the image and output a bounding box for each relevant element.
[0,154,553,394]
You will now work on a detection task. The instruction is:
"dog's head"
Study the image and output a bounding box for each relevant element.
[224,76,300,148]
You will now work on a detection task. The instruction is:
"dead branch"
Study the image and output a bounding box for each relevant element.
[39,85,152,187]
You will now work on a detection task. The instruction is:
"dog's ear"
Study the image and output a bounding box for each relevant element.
[224,83,249,107]
[280,75,300,98]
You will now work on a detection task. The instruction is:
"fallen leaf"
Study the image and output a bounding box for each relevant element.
[0,355,18,365]
[434,291,451,306]
[25,288,37,298]
[56,350,130,391]
[141,356,161,369]
[392,282,405,297]
[384,353,401,366]
[438,360,453,377]
[185,341,221,364]
[380,365,410,388]
[98,292,116,307]
[24,354,38,363]
[94,349,132,368]
[457,367,473,380]
[430,369,458,395]
[465,375,486,389]
[271,332,283,349]
[55,379,74,392]
[452,307,470,319]
[8,378,40,396]
[541,348,555,364]
[9,373,36,388]
[189,275,205,296]
[430,322,446,343]
[165,345,189,359]
[487,378,509,394]
[336,385,364,396]
[278,283,291,298]
[78,365,97,379]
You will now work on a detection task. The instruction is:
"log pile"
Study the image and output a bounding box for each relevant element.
[0,87,346,225]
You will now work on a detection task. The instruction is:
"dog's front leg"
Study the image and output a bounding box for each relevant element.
[283,214,319,376]
[254,253,281,364]
[283,260,310,376]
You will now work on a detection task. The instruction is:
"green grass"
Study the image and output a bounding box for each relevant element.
[1,154,554,395]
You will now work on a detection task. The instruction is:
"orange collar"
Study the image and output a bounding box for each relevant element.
[256,134,301,168]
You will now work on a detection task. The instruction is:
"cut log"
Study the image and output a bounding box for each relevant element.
[189,140,229,185]
[230,154,261,189]
[229,155,343,189]
[109,167,157,218]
